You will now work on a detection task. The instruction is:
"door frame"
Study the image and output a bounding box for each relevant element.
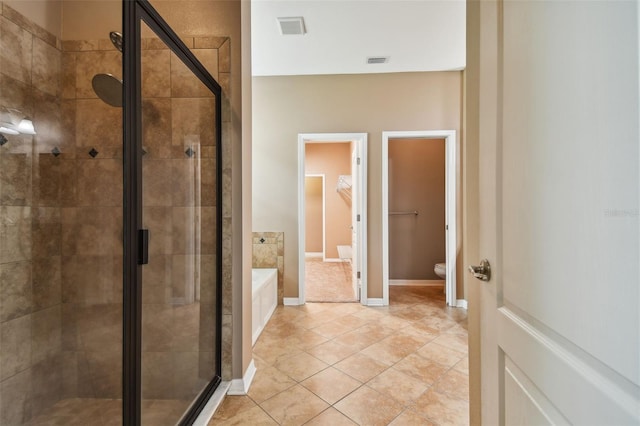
[123,1,223,424]
[304,174,326,259]
[298,133,368,304]
[381,130,458,307]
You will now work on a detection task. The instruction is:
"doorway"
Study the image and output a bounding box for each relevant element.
[382,130,458,307]
[298,133,367,304]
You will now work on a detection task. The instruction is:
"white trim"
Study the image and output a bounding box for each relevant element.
[305,252,323,258]
[298,133,368,305]
[323,258,347,263]
[227,360,257,396]
[390,279,445,287]
[456,299,468,309]
[382,130,458,307]
[283,297,301,306]
[366,298,385,307]
[192,381,231,425]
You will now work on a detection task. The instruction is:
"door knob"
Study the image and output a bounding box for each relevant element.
[468,259,491,281]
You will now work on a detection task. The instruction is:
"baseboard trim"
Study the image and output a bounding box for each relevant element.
[227,359,256,396]
[283,297,301,306]
[389,279,445,287]
[193,381,231,425]
[456,299,468,309]
[366,298,385,307]
[323,258,347,263]
[305,252,323,258]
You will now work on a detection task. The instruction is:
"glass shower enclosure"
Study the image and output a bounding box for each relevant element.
[0,1,223,424]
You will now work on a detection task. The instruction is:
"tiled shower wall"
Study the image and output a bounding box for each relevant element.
[0,4,65,424]
[252,232,284,304]
[0,3,233,422]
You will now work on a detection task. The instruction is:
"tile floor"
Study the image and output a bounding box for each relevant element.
[305,259,356,302]
[210,286,469,425]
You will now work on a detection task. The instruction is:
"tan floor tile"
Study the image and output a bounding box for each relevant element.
[453,356,469,375]
[216,405,278,426]
[435,369,469,401]
[367,368,429,405]
[332,313,370,330]
[211,395,256,421]
[273,352,329,382]
[253,339,303,365]
[360,333,424,366]
[287,329,330,350]
[373,315,413,330]
[416,315,459,332]
[352,307,387,321]
[311,319,359,339]
[260,384,329,426]
[393,353,449,386]
[304,407,358,425]
[334,385,404,426]
[247,366,297,403]
[411,389,469,426]
[334,352,390,383]
[388,409,436,426]
[332,324,391,350]
[416,342,466,367]
[432,333,468,354]
[301,367,362,404]
[305,340,359,365]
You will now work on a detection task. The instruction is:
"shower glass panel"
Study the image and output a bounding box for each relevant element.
[140,19,219,424]
[0,3,123,425]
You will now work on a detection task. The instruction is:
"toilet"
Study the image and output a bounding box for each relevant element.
[434,263,446,279]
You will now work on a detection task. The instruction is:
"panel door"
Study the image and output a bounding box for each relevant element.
[475,0,639,424]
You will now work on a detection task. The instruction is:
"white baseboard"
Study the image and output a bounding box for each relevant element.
[456,299,468,309]
[366,298,385,307]
[323,258,347,263]
[227,359,256,396]
[193,381,231,425]
[305,252,323,258]
[283,297,301,306]
[390,279,445,287]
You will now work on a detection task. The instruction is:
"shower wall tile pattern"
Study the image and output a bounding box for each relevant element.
[0,3,234,423]
[252,232,285,305]
[0,4,64,423]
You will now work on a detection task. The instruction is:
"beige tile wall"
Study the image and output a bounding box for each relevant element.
[0,3,233,422]
[0,4,64,424]
[252,232,284,304]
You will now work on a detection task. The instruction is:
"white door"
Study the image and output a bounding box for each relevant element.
[351,144,360,300]
[472,0,639,424]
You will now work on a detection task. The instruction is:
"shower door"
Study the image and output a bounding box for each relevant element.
[123,2,222,424]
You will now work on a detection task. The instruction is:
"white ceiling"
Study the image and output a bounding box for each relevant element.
[251,0,466,77]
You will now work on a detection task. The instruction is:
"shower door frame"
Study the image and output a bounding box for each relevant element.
[123,1,224,424]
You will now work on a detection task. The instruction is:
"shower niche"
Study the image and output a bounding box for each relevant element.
[0,1,224,424]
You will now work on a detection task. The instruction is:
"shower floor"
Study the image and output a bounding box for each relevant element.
[26,398,191,426]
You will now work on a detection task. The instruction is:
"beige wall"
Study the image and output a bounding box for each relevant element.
[304,177,323,253]
[305,143,352,259]
[253,72,462,299]
[388,138,445,280]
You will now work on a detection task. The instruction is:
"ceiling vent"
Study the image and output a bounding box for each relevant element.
[367,56,389,64]
[277,17,306,36]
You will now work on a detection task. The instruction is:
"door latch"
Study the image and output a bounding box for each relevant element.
[468,259,491,281]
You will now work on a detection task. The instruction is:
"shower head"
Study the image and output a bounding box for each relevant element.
[92,73,123,107]
[110,31,123,52]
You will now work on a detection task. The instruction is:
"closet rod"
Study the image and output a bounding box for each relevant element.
[389,211,418,216]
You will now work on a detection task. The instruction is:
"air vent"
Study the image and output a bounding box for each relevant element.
[277,17,306,35]
[367,56,389,64]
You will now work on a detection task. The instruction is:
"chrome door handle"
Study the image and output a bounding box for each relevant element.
[468,259,491,281]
